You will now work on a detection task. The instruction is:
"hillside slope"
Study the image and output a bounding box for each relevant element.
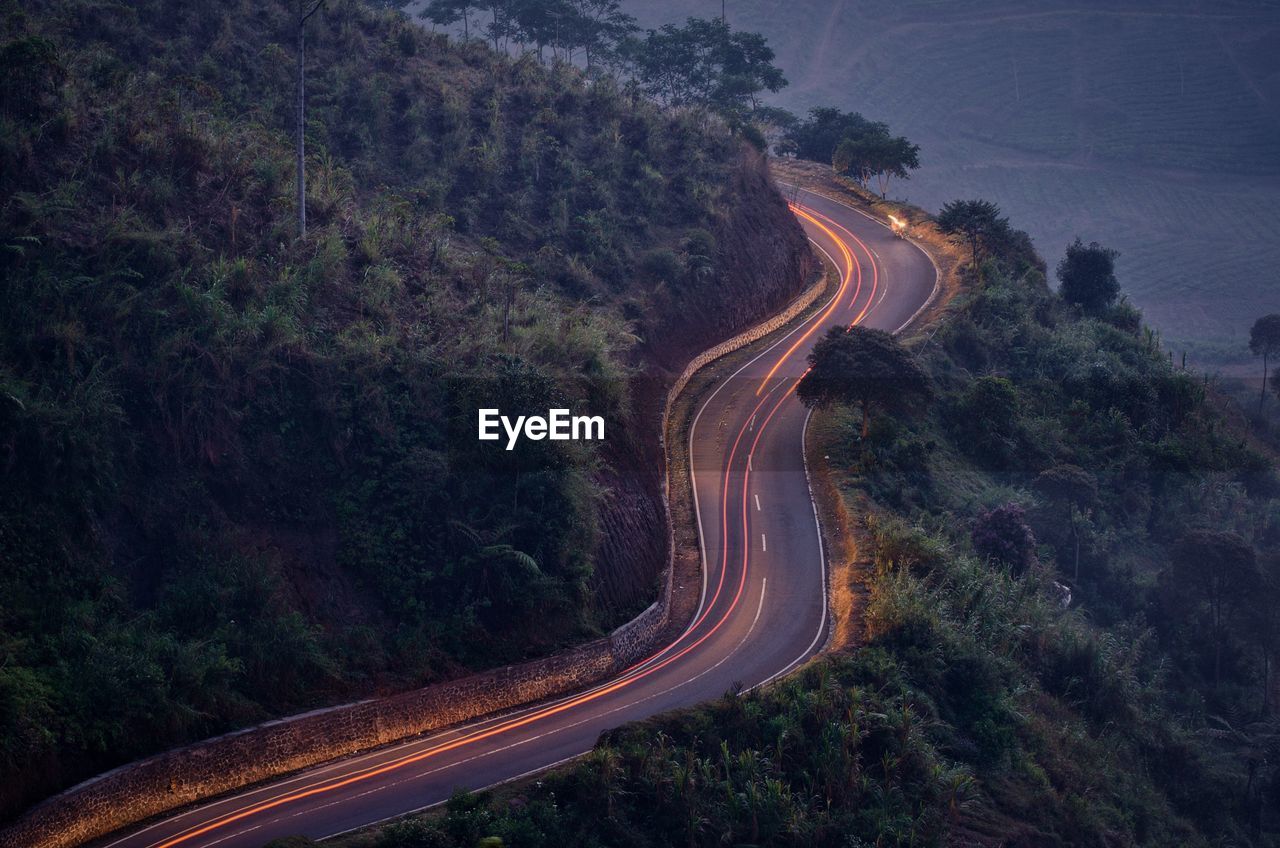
[0,0,812,819]
[341,185,1280,848]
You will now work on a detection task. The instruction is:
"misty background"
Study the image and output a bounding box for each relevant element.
[624,0,1279,370]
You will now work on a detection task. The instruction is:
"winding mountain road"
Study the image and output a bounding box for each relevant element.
[90,187,937,848]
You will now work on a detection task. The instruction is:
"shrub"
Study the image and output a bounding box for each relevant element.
[972,503,1037,574]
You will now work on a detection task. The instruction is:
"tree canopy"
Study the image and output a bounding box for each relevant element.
[623,17,786,118]
[1166,528,1260,686]
[1253,314,1280,360]
[971,503,1037,575]
[419,8,787,129]
[832,128,919,198]
[421,0,637,67]
[796,325,931,438]
[936,199,1011,277]
[782,107,919,197]
[1057,238,1121,313]
[784,107,885,162]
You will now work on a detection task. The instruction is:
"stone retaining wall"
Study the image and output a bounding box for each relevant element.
[0,271,828,848]
[663,273,827,422]
[0,597,666,848]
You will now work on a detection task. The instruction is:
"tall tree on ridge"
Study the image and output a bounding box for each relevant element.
[296,0,325,238]
[936,199,1010,279]
[421,0,476,40]
[1249,314,1280,416]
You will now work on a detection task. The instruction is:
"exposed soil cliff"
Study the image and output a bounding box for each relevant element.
[591,149,815,615]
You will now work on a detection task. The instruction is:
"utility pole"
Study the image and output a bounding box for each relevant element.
[296,0,325,239]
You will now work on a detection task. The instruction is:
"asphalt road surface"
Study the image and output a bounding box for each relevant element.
[91,187,937,848]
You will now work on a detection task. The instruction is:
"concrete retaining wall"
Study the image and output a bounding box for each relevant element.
[0,267,827,848]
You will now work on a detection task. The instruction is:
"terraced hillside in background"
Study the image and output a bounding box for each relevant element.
[631,0,1280,366]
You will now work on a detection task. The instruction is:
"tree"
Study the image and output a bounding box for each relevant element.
[568,0,637,71]
[796,325,931,438]
[1057,238,1120,313]
[935,199,1010,279]
[624,18,785,117]
[1249,314,1280,416]
[786,107,886,164]
[952,375,1021,466]
[295,0,326,239]
[1033,464,1097,583]
[423,0,515,51]
[1167,528,1260,687]
[833,132,919,198]
[1245,553,1280,715]
[713,26,786,114]
[421,0,476,40]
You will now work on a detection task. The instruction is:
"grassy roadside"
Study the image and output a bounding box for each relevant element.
[777,159,968,655]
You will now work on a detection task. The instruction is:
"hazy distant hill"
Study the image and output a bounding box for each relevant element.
[631,0,1280,366]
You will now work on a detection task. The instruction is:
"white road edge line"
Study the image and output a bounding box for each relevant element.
[747,183,942,692]
[320,578,770,844]
[777,181,942,336]
[113,202,901,848]
[685,235,844,635]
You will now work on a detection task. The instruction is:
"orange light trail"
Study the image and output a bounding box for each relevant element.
[144,202,879,848]
[149,377,798,848]
[754,205,856,396]
[752,204,875,397]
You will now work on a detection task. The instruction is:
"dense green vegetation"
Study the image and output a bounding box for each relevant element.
[0,0,796,817]
[797,325,930,439]
[347,201,1280,846]
[814,204,1280,843]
